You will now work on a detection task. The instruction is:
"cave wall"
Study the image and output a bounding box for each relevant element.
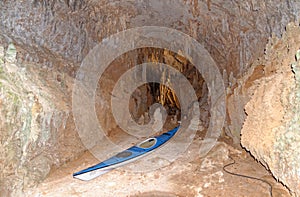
[1,0,299,143]
[1,0,300,195]
[1,0,298,75]
[241,22,300,196]
[0,43,85,196]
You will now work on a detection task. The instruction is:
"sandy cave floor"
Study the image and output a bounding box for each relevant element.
[23,132,290,197]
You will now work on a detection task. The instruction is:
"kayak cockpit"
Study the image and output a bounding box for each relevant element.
[137,138,157,149]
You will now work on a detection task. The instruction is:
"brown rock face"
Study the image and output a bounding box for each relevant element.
[0,0,300,196]
[241,23,300,196]
[0,1,298,75]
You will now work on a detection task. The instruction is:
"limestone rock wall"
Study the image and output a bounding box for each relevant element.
[0,0,300,145]
[0,0,300,195]
[241,23,300,196]
[1,0,299,76]
[1,0,299,143]
[0,43,85,196]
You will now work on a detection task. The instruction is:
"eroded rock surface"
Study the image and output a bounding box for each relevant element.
[241,23,300,196]
[1,0,300,196]
[1,1,299,76]
[0,43,85,196]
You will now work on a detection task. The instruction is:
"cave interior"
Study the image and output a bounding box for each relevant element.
[1,1,300,196]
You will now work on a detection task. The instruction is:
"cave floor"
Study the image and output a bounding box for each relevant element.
[24,133,290,197]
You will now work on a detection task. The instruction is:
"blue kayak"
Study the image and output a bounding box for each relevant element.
[73,126,179,181]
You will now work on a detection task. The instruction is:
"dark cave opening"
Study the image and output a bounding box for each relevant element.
[96,47,210,138]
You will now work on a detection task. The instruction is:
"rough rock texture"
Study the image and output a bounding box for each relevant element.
[0,0,300,196]
[1,0,299,75]
[0,43,85,196]
[1,0,299,142]
[241,22,300,196]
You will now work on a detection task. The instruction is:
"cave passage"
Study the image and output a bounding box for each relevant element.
[1,1,300,196]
